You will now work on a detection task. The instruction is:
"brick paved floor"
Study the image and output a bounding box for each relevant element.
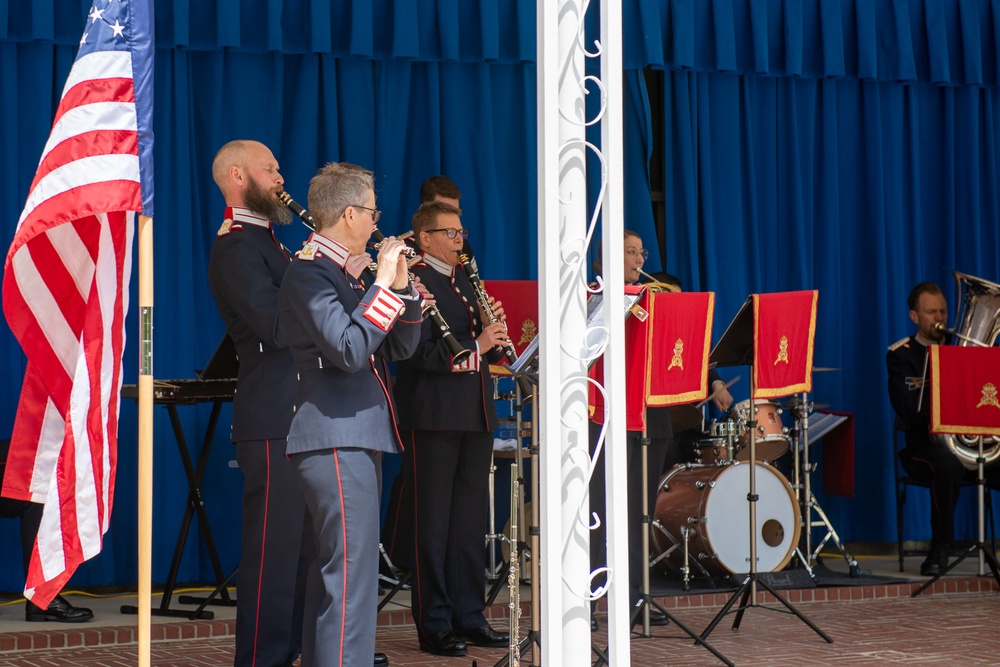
[2,553,998,666]
[0,593,998,666]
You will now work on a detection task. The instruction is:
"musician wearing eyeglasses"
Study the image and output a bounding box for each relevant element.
[207,140,314,667]
[392,201,511,657]
[886,281,1000,576]
[589,229,733,629]
[277,162,421,667]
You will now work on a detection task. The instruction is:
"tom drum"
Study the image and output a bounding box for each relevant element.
[732,399,790,463]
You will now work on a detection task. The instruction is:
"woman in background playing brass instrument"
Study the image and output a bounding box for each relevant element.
[588,229,733,630]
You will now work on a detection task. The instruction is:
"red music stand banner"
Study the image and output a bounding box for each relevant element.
[483,280,537,375]
[589,290,714,431]
[643,291,715,407]
[929,345,1000,437]
[752,290,818,399]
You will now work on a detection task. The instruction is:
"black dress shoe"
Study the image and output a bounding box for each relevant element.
[419,630,468,657]
[25,595,94,623]
[458,624,510,648]
[648,610,670,627]
[920,544,949,576]
[373,652,389,666]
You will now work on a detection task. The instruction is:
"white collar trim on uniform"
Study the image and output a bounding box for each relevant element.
[421,252,456,277]
[307,232,351,267]
[229,206,271,229]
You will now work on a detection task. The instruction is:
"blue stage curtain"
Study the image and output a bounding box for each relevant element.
[658,71,1000,545]
[5,0,1000,590]
[0,43,538,591]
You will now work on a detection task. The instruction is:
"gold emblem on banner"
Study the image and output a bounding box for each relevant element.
[519,319,537,347]
[774,335,790,365]
[668,338,685,371]
[977,382,1000,410]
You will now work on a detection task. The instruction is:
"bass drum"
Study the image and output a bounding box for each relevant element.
[651,463,801,576]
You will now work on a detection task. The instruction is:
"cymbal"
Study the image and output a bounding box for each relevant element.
[668,404,703,433]
[779,397,831,411]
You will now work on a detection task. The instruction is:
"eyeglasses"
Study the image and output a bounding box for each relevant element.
[626,248,649,260]
[352,205,382,224]
[425,228,469,240]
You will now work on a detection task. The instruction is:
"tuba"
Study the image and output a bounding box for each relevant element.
[936,271,1000,469]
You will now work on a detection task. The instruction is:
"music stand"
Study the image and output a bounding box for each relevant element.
[912,345,1000,596]
[700,298,831,643]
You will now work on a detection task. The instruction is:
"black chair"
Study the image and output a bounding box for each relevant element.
[894,423,995,571]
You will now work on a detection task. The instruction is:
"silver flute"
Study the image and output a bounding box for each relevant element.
[508,463,521,666]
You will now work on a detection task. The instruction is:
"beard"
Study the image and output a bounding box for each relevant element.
[244,176,293,226]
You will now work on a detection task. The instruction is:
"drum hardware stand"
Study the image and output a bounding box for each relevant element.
[701,307,831,643]
[594,423,734,667]
[788,393,859,577]
[912,436,1000,596]
[649,490,719,589]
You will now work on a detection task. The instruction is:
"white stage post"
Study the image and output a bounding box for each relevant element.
[537,0,591,664]
[538,0,628,663]
[599,0,630,662]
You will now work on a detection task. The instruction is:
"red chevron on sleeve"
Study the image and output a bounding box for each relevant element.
[363,287,405,332]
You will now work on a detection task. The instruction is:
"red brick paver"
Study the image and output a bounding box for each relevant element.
[1,589,998,666]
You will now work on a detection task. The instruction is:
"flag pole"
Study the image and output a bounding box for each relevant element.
[137,213,154,667]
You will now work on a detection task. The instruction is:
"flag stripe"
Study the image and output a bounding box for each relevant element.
[34,129,140,198]
[59,50,134,105]
[20,154,140,229]
[55,77,135,128]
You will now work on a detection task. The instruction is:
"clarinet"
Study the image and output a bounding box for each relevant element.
[457,250,518,365]
[277,191,471,364]
[369,230,472,364]
[276,190,316,230]
[457,248,534,399]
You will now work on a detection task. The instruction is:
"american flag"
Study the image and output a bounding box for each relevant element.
[1,0,154,608]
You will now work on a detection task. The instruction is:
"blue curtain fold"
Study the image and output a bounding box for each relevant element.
[623,0,1000,86]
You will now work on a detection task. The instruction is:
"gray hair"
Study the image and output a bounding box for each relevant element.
[307,162,375,232]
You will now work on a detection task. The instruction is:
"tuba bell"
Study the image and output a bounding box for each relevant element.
[936,271,1000,469]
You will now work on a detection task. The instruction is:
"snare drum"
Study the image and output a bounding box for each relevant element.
[651,462,801,576]
[732,399,789,462]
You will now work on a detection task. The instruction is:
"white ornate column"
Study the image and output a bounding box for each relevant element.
[537,0,628,664]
